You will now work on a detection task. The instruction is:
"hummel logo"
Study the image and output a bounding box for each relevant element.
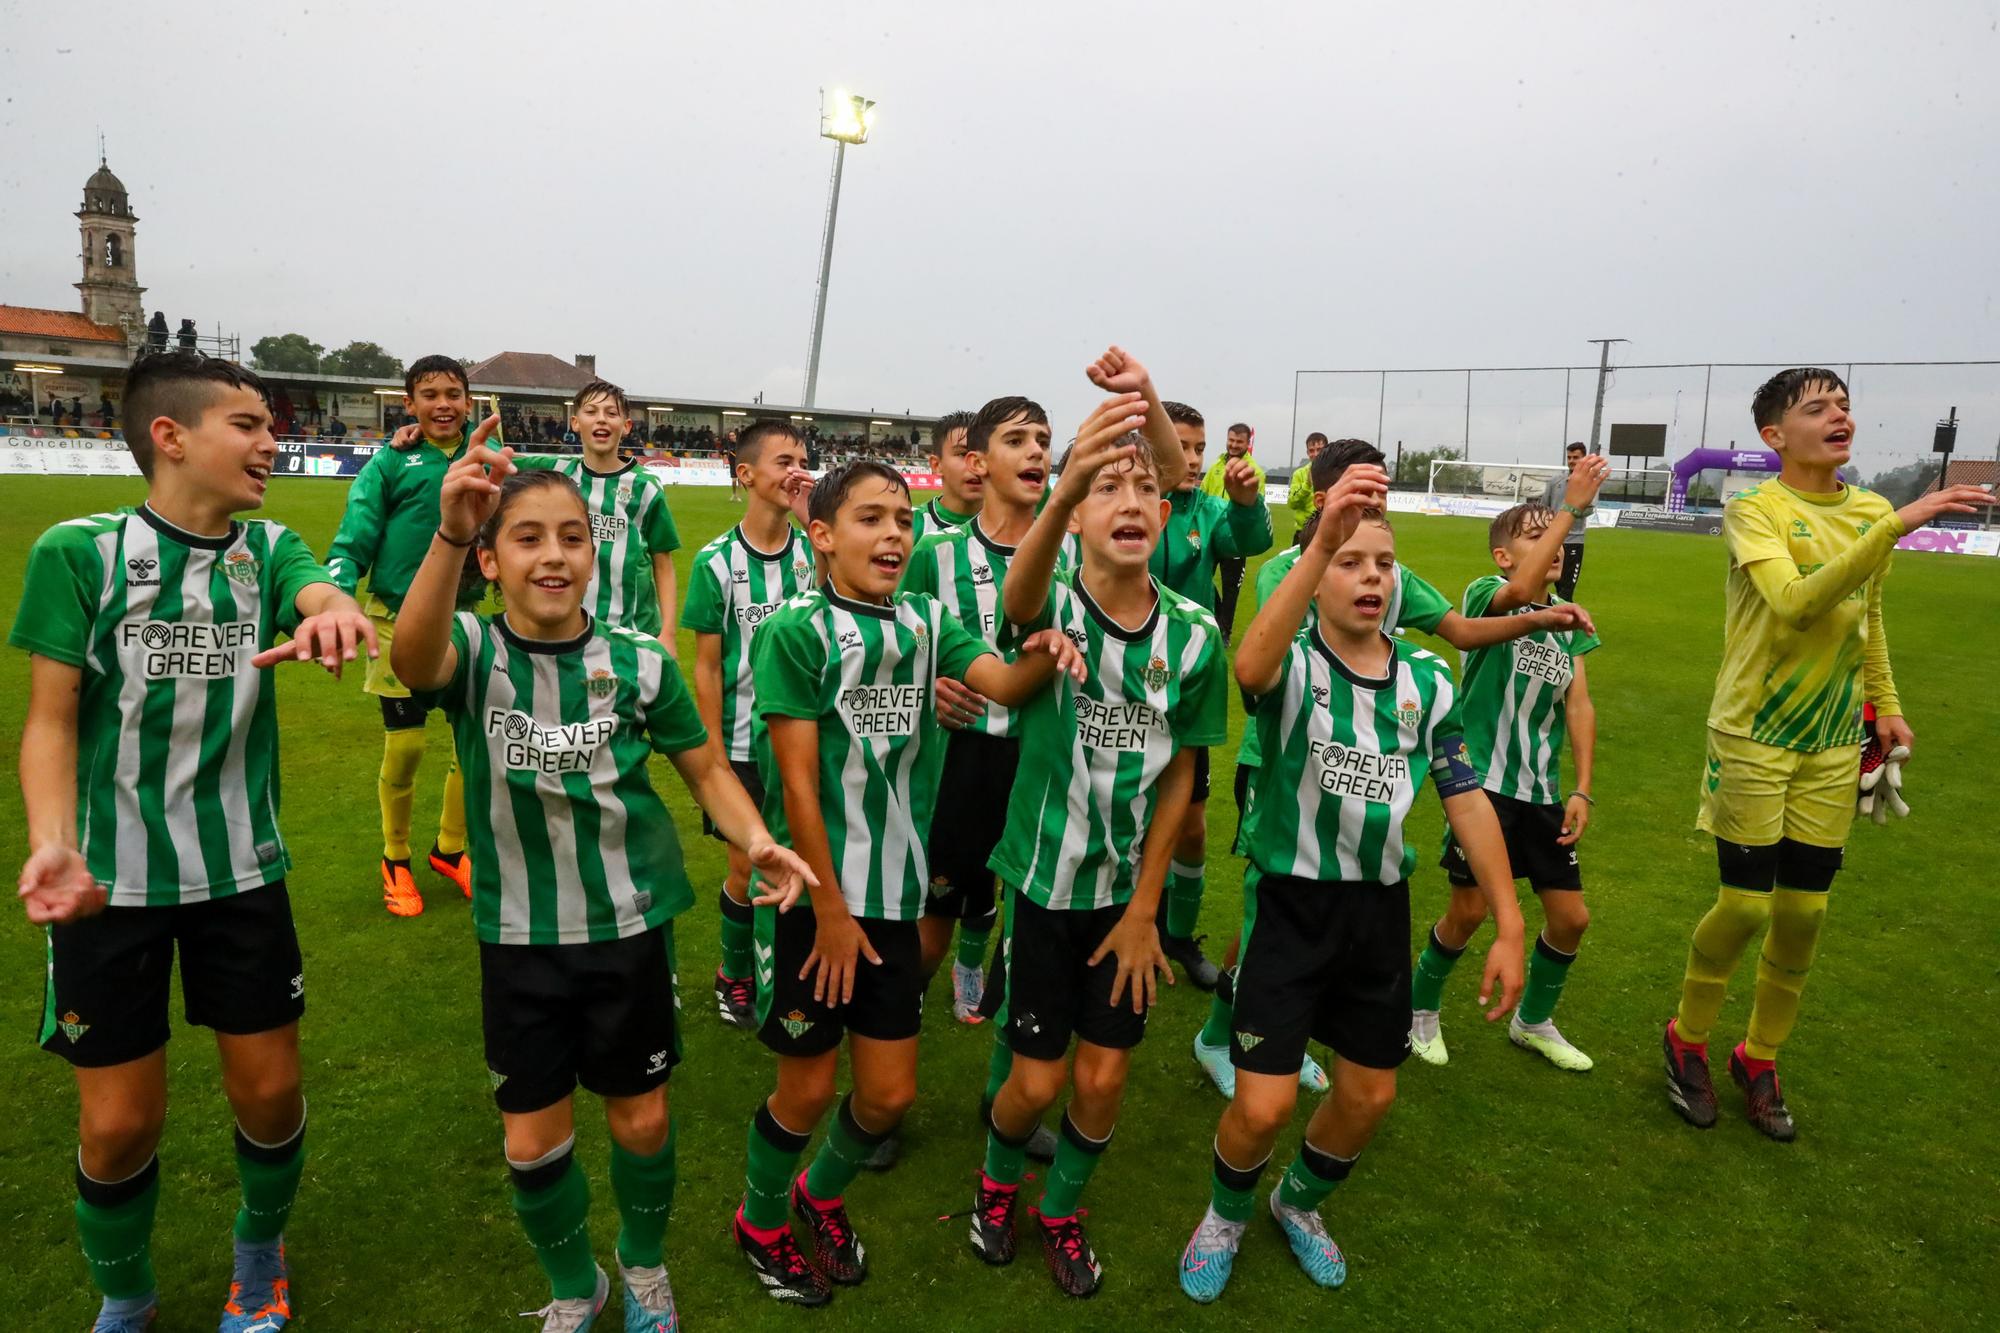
[125,557,159,586]
[1311,685,1330,706]
[837,629,861,649]
[646,1050,669,1074]
[971,564,994,586]
[289,974,305,1000]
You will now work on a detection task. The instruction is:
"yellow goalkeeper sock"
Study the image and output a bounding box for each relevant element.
[379,728,425,862]
[437,758,467,857]
[1675,886,1773,1046]
[1745,889,1828,1060]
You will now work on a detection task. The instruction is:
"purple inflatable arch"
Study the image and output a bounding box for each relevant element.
[1666,447,1855,512]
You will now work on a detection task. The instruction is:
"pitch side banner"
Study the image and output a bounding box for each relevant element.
[1610,508,1725,536]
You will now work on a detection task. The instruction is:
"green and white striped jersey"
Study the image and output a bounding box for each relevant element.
[517,456,681,634]
[681,524,817,762]
[1241,630,1479,884]
[1456,573,1599,805]
[990,573,1228,910]
[910,497,976,547]
[1235,548,1454,768]
[751,588,991,920]
[10,506,332,906]
[900,517,1064,738]
[428,612,708,945]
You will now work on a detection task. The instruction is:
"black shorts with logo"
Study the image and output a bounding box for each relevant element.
[1191,746,1212,805]
[925,729,1019,921]
[996,891,1149,1062]
[704,759,766,842]
[1231,870,1412,1074]
[1231,761,1257,854]
[40,881,305,1068]
[479,924,681,1115]
[1440,790,1582,892]
[755,906,923,1057]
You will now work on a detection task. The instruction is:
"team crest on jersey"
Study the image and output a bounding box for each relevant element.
[1187,527,1202,551]
[1396,697,1422,729]
[587,668,616,699]
[57,1010,89,1043]
[911,622,930,648]
[1143,655,1173,690]
[779,1010,815,1039]
[793,559,811,580]
[125,556,159,587]
[222,551,261,586]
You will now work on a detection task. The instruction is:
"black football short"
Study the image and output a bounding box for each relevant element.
[1440,790,1582,892]
[925,730,1019,921]
[1190,746,1211,805]
[1230,870,1412,1074]
[40,882,304,1068]
[755,906,922,1057]
[1231,761,1257,854]
[479,924,681,1114]
[997,890,1149,1062]
[704,759,766,841]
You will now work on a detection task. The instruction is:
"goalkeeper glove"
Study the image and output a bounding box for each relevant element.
[1857,737,1911,823]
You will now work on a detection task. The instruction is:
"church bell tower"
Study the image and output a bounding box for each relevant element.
[76,152,146,336]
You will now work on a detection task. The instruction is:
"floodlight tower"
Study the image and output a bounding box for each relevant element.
[803,89,876,409]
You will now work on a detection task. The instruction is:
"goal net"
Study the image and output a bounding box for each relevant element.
[1426,459,1675,506]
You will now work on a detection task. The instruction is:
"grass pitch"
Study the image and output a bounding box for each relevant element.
[2,477,1995,1331]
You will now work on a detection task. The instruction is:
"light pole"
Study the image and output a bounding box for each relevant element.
[1585,337,1626,455]
[803,89,876,409]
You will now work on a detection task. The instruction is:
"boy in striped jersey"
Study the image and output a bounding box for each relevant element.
[963,396,1226,1296]
[323,354,479,916]
[515,379,683,647]
[15,351,377,1333]
[1192,438,1596,1096]
[1152,400,1274,989]
[1410,462,1609,1073]
[1179,471,1537,1305]
[683,419,817,1031]
[910,410,980,545]
[732,462,1088,1307]
[396,431,814,1333]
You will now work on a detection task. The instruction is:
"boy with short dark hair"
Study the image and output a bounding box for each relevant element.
[516,378,683,648]
[1410,460,1609,1072]
[963,395,1225,1296]
[683,418,817,1030]
[15,349,377,1333]
[912,410,981,545]
[323,353,479,916]
[731,461,1087,1306]
[1178,471,1532,1305]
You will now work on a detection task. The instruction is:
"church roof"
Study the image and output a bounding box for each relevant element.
[0,304,127,343]
[86,163,127,195]
[466,351,596,391]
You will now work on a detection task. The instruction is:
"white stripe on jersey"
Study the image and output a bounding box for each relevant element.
[107,520,158,885]
[472,620,536,943]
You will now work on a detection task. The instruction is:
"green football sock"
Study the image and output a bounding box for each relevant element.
[232,1112,306,1244]
[1410,924,1466,1012]
[1198,989,1235,1048]
[1166,859,1205,940]
[718,887,754,980]
[982,1108,1030,1188]
[743,1104,809,1230]
[984,1034,1014,1103]
[802,1096,888,1203]
[1037,1113,1108,1219]
[1209,1143,1265,1224]
[611,1117,679,1269]
[1516,933,1577,1027]
[75,1156,160,1302]
[510,1143,597,1301]
[1275,1141,1354,1213]
[955,919,993,971]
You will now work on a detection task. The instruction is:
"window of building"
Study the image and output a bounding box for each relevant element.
[105,234,122,268]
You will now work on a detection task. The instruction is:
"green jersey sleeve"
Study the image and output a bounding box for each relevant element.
[1396,566,1453,634]
[680,553,726,635]
[751,613,830,722]
[642,641,708,755]
[1460,572,1503,620]
[323,453,389,595]
[9,523,100,667]
[935,610,994,680]
[267,525,335,636]
[639,483,681,555]
[1172,627,1230,748]
[1212,495,1275,560]
[899,533,943,599]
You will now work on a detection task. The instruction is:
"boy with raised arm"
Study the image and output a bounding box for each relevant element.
[15,350,376,1333]
[732,461,1087,1307]
[1178,468,1532,1304]
[682,418,817,1030]
[960,392,1219,1296]
[1409,455,1611,1072]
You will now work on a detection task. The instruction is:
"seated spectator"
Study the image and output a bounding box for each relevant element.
[327,415,348,438]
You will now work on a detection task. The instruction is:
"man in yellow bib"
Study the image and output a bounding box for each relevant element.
[1662,368,1992,1140]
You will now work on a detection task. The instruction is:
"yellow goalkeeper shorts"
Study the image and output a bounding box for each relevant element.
[1696,728,1857,849]
[360,596,408,699]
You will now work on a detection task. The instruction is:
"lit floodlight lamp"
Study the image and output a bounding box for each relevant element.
[804,89,878,408]
[820,89,877,145]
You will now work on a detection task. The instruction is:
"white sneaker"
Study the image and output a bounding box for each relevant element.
[1298,1051,1330,1092]
[1509,1014,1594,1072]
[619,1259,678,1332]
[521,1264,608,1331]
[1193,1032,1236,1098]
[1409,1009,1448,1066]
[951,961,986,1023]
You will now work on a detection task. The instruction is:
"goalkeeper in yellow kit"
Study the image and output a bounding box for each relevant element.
[1662,368,1993,1140]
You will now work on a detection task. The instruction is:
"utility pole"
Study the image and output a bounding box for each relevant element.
[1933,406,1958,492]
[1585,338,1627,455]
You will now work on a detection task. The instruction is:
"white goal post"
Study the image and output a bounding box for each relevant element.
[1426,458,1674,504]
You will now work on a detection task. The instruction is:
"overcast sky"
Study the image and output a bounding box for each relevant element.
[4,1,1997,471]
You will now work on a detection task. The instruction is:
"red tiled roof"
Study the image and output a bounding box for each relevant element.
[466,351,595,391]
[0,304,125,343]
[1922,459,2000,493]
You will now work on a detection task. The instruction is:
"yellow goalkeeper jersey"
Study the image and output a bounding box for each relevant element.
[1707,480,1904,753]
